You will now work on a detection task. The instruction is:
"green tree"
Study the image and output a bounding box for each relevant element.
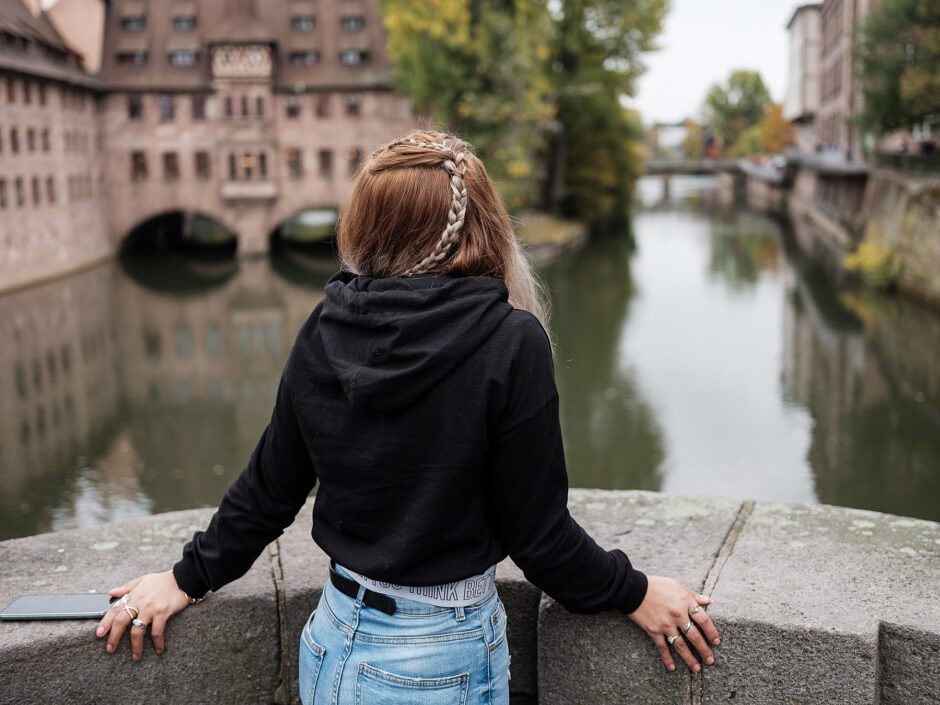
[855,0,940,134]
[380,0,668,221]
[546,0,669,223]
[731,103,794,157]
[380,0,555,209]
[703,70,771,155]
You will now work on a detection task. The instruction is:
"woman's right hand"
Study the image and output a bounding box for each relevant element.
[95,569,192,661]
[627,575,721,672]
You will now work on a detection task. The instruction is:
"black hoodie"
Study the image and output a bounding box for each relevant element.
[174,272,648,614]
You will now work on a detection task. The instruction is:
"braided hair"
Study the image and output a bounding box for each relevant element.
[336,130,548,329]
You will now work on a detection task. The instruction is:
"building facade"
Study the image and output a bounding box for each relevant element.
[783,4,821,153]
[0,0,111,292]
[0,0,417,294]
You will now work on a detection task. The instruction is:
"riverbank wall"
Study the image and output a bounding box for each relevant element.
[1,489,937,705]
[737,159,940,310]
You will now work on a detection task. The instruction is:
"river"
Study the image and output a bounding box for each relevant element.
[2,176,938,540]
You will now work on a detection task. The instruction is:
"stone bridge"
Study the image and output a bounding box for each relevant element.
[1,490,938,704]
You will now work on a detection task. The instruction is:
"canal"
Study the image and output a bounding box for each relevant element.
[2,176,939,541]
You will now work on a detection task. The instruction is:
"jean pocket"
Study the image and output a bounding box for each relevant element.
[488,598,507,651]
[299,613,326,705]
[356,663,470,705]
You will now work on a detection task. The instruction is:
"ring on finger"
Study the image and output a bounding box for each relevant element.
[667,634,680,646]
[131,618,148,630]
[110,595,128,611]
[122,604,139,620]
[690,604,700,615]
[681,621,693,634]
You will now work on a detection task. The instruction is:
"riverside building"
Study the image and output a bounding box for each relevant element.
[0,0,416,293]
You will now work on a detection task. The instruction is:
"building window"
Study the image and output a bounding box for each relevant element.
[340,49,367,66]
[258,152,268,179]
[289,51,319,66]
[195,151,210,180]
[242,152,254,180]
[31,176,40,205]
[0,179,6,208]
[228,153,237,180]
[173,16,196,32]
[38,82,46,106]
[5,76,13,102]
[286,96,300,119]
[224,95,233,119]
[128,94,143,119]
[287,149,303,179]
[121,17,145,32]
[117,51,148,66]
[10,127,18,153]
[191,94,206,120]
[318,149,332,177]
[292,16,315,32]
[241,95,249,118]
[169,51,197,67]
[163,152,180,182]
[256,96,264,118]
[23,80,31,104]
[46,176,55,203]
[341,15,365,31]
[158,94,175,121]
[15,177,24,206]
[41,129,50,151]
[346,147,361,175]
[131,151,148,181]
[26,128,35,152]
[345,93,362,116]
[315,93,330,117]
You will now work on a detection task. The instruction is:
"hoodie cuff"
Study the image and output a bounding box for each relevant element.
[173,559,210,601]
[608,549,648,614]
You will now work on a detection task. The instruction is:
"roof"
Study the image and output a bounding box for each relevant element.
[0,0,100,88]
[786,3,822,30]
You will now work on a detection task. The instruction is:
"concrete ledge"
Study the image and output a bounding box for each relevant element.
[1,491,938,704]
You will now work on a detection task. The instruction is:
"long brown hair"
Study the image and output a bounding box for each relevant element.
[336,130,548,328]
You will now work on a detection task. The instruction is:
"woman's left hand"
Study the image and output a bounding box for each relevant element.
[95,570,191,661]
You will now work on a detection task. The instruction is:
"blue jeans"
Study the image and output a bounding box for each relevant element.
[299,567,510,705]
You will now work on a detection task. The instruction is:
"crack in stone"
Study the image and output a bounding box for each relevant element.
[689,500,755,705]
[269,540,292,705]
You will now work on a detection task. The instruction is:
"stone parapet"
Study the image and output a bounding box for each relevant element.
[1,490,937,704]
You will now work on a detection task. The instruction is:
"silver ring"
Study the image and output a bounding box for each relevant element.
[109,595,128,611]
[122,604,139,620]
[681,621,693,634]
[690,604,700,615]
[667,634,680,646]
[131,618,148,630]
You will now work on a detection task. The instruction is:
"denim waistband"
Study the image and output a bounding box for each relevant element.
[335,563,497,608]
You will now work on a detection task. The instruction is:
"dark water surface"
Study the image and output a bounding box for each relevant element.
[2,177,939,540]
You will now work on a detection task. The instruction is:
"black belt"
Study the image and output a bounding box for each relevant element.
[329,564,397,616]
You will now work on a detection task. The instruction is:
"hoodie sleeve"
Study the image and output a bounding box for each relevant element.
[483,316,648,614]
[173,374,318,599]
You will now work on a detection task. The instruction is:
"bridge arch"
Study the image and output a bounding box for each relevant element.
[268,206,339,252]
[118,209,239,256]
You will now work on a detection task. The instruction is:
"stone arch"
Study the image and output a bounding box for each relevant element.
[117,208,240,255]
[268,205,339,248]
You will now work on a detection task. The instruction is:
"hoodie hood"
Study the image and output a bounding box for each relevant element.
[318,271,513,409]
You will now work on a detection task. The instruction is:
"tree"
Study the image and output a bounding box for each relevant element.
[855,0,940,134]
[731,103,794,157]
[703,70,771,155]
[546,0,669,222]
[681,120,704,159]
[380,0,555,209]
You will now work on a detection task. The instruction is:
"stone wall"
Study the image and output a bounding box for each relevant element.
[1,490,938,704]
[861,170,940,309]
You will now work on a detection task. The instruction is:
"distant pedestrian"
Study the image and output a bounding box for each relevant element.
[95,130,720,703]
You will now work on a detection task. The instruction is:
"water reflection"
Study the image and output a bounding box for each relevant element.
[0,257,330,539]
